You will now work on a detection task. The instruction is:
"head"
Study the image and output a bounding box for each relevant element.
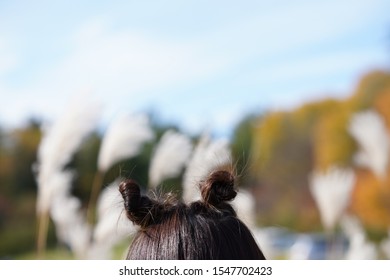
[119,169,266,260]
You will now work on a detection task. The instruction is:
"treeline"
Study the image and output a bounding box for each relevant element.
[1,69,390,257]
[247,70,390,238]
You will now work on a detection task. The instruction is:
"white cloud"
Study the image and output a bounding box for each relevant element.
[42,18,232,98]
[0,17,233,128]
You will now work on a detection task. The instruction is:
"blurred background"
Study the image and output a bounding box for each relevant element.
[1,0,390,259]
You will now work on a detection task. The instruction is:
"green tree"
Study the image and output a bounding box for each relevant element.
[8,119,42,194]
[230,113,262,186]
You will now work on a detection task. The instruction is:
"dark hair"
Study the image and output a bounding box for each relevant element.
[119,170,266,260]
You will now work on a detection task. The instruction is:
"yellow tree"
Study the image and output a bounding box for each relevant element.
[313,102,356,171]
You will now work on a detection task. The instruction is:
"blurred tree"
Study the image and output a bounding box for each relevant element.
[349,71,390,111]
[313,101,356,170]
[0,119,43,258]
[347,72,390,235]
[374,89,390,129]
[71,132,101,203]
[250,70,390,232]
[230,113,262,187]
[8,119,42,194]
[251,109,318,231]
[0,127,13,195]
[350,169,390,239]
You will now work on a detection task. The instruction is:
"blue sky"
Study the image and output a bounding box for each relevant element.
[0,0,389,138]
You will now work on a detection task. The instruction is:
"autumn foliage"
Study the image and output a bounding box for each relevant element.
[249,70,390,234]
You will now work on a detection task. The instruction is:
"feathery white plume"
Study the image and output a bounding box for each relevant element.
[348,110,390,179]
[233,189,256,229]
[251,227,276,260]
[36,170,74,214]
[35,94,101,259]
[340,215,378,259]
[148,130,193,188]
[97,113,154,172]
[182,134,231,203]
[36,95,101,213]
[309,167,355,231]
[181,134,257,236]
[50,184,91,258]
[94,182,136,244]
[51,200,91,259]
[89,181,136,259]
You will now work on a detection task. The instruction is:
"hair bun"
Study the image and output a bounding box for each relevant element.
[119,179,142,210]
[200,170,237,207]
[119,179,156,227]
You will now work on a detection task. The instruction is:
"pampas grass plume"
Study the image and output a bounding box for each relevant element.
[50,193,91,259]
[340,215,378,259]
[348,110,390,179]
[309,167,355,231]
[93,182,136,243]
[148,129,193,188]
[182,133,231,203]
[90,181,136,259]
[36,96,101,213]
[97,113,154,172]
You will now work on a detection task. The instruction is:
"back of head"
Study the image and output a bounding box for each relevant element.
[119,169,266,260]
